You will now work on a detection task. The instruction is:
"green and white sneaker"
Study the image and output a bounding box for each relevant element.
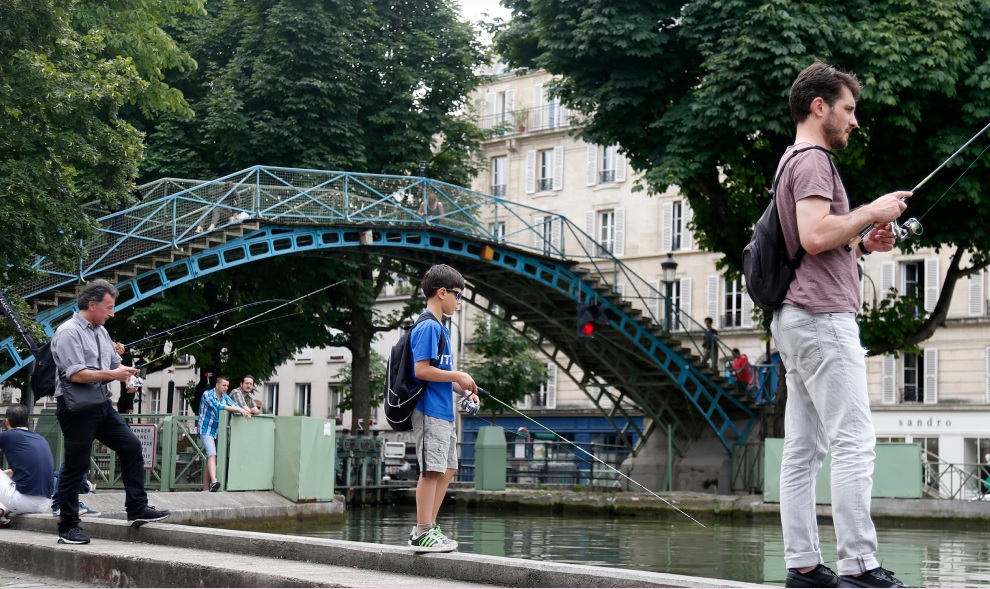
[408,526,457,552]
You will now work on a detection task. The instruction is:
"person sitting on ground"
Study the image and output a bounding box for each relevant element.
[198,376,252,492]
[51,463,100,518]
[229,375,261,415]
[0,404,56,525]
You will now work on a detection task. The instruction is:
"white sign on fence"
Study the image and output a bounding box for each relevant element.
[128,424,158,471]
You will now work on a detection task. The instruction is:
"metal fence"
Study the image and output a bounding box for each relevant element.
[456,440,631,489]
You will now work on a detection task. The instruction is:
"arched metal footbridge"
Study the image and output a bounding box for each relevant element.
[0,166,757,453]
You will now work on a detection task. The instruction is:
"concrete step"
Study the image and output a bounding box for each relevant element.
[5,491,769,588]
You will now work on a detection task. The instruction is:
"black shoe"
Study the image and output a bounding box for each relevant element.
[839,567,907,588]
[57,526,91,544]
[127,506,171,526]
[209,480,220,492]
[786,564,840,588]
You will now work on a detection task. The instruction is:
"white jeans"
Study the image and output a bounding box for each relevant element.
[772,305,880,576]
[0,471,51,517]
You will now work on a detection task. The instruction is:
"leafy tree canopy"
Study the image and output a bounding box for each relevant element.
[461,310,548,412]
[496,0,990,352]
[0,0,200,287]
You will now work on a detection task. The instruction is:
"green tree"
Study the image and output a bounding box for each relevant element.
[496,0,990,354]
[0,0,202,288]
[126,0,487,431]
[461,311,548,416]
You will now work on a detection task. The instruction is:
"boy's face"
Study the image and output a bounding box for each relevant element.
[439,286,462,316]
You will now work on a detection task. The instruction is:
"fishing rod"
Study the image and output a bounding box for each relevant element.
[124,299,292,347]
[137,281,343,368]
[467,388,709,530]
[847,120,990,250]
[150,311,304,348]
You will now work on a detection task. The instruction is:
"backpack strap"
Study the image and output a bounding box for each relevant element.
[412,312,447,367]
[769,145,842,268]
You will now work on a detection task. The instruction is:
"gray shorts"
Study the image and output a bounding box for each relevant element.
[411,409,457,474]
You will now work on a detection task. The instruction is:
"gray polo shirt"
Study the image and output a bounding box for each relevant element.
[51,312,121,399]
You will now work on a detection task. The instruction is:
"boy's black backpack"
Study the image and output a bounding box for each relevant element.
[384,313,446,431]
[743,146,834,311]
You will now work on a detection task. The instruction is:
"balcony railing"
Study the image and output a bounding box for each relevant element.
[902,385,922,403]
[599,170,616,184]
[490,184,506,197]
[537,178,553,192]
[479,105,577,136]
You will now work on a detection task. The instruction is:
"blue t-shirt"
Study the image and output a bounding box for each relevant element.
[410,311,454,422]
[0,428,55,497]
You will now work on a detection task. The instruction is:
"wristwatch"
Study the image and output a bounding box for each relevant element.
[858,241,871,256]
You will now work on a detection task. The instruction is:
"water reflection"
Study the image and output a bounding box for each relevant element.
[216,505,990,587]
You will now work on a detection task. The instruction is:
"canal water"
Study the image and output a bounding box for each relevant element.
[220,505,990,587]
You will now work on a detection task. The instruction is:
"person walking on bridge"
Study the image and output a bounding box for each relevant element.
[770,63,909,588]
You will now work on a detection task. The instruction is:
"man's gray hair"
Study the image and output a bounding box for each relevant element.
[78,279,119,310]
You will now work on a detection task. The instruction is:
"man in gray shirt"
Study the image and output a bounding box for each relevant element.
[51,279,170,544]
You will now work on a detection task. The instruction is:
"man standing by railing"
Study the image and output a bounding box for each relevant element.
[51,279,171,545]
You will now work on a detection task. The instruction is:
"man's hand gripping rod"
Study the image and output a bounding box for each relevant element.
[846,120,990,250]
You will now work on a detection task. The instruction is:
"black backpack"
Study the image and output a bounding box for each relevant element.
[743,146,835,311]
[30,342,58,400]
[384,313,446,431]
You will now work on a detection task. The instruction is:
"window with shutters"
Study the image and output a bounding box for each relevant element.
[533,215,560,255]
[586,144,626,187]
[482,90,513,130]
[598,210,615,255]
[903,261,924,317]
[532,363,557,409]
[661,200,693,252]
[537,150,554,191]
[295,383,311,416]
[661,279,692,331]
[149,388,161,414]
[723,278,746,328]
[266,383,279,416]
[490,220,506,243]
[328,385,343,418]
[491,156,507,197]
[970,270,986,316]
[902,353,923,403]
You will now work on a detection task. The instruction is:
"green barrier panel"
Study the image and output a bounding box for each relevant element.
[475,426,507,491]
[273,416,336,502]
[226,414,276,491]
[764,439,922,503]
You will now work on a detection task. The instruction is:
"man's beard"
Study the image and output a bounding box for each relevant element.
[823,113,849,150]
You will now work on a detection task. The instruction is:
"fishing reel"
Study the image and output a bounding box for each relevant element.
[457,396,480,416]
[891,217,923,244]
[127,375,144,390]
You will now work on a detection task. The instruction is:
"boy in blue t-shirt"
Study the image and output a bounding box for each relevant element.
[407,264,479,552]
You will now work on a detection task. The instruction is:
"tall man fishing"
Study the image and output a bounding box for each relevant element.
[770,62,908,588]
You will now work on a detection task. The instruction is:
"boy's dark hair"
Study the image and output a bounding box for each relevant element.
[421,264,465,298]
[790,61,862,124]
[78,279,119,310]
[5,404,29,428]
[704,317,713,324]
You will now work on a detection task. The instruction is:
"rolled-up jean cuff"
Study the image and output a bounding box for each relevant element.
[785,550,823,571]
[837,554,880,576]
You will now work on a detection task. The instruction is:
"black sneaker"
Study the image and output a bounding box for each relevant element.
[786,564,840,588]
[57,526,91,544]
[839,567,907,588]
[209,480,221,492]
[127,506,171,527]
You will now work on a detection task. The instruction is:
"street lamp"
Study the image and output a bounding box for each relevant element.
[661,253,678,332]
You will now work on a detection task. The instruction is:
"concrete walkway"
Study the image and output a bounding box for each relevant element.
[1,491,771,588]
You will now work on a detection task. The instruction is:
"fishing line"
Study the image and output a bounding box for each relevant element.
[848,119,990,249]
[137,281,343,368]
[475,388,709,529]
[138,311,305,348]
[914,141,990,222]
[124,299,292,347]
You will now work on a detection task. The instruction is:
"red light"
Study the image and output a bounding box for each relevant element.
[580,322,595,336]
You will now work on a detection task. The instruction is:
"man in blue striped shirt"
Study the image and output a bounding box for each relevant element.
[198,377,251,492]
